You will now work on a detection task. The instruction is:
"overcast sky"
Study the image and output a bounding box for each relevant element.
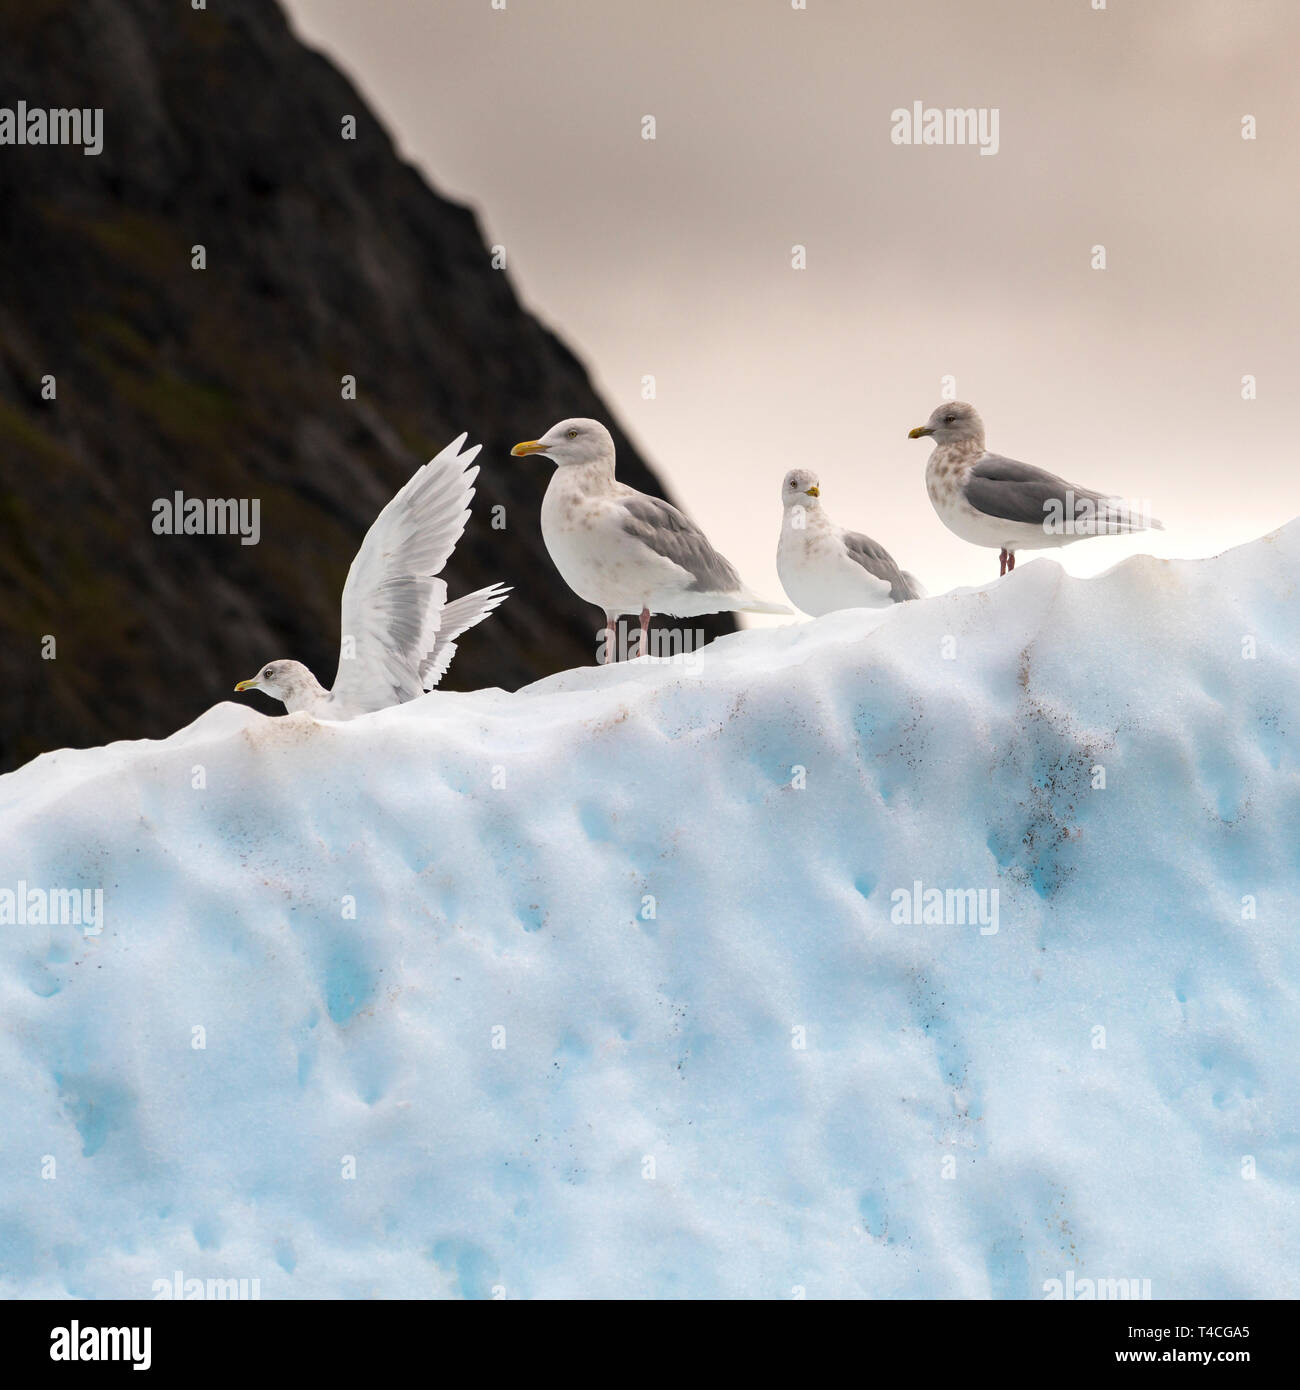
[283,0,1298,613]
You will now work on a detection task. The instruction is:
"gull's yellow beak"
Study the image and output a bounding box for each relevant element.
[511,439,550,457]
[805,485,820,497]
[908,426,934,439]
[233,678,259,692]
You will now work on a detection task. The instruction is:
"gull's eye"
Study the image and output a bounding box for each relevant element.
[263,668,274,679]
[944,415,956,424]
[567,429,579,439]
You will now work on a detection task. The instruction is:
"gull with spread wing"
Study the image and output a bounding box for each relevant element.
[234,434,509,716]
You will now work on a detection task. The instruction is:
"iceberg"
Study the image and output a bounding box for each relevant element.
[1,524,1297,1299]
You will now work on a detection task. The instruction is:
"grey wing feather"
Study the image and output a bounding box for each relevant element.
[621,496,741,593]
[965,454,1159,533]
[964,455,1091,526]
[841,531,921,603]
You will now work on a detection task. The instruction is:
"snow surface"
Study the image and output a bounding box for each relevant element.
[2,524,1298,1299]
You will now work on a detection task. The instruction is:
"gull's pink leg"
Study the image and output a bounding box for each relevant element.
[1006,551,1016,572]
[999,549,1009,577]
[603,612,618,664]
[639,606,651,657]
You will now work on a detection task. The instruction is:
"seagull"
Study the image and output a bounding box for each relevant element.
[511,418,789,662]
[777,468,922,616]
[908,401,1162,577]
[234,434,509,717]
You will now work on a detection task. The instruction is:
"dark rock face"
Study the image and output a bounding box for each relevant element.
[0,0,733,772]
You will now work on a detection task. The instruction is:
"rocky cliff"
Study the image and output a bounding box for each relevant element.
[0,0,732,771]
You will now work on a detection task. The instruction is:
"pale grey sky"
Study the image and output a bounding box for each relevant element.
[283,0,1298,612]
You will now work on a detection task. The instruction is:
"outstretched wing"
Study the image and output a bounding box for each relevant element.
[841,530,920,603]
[419,582,511,691]
[620,495,742,594]
[332,434,481,714]
[964,454,1157,534]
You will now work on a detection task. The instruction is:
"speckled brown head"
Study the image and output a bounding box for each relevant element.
[908,401,985,448]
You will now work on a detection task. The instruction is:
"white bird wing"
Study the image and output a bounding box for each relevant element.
[331,433,481,714]
[419,582,511,691]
